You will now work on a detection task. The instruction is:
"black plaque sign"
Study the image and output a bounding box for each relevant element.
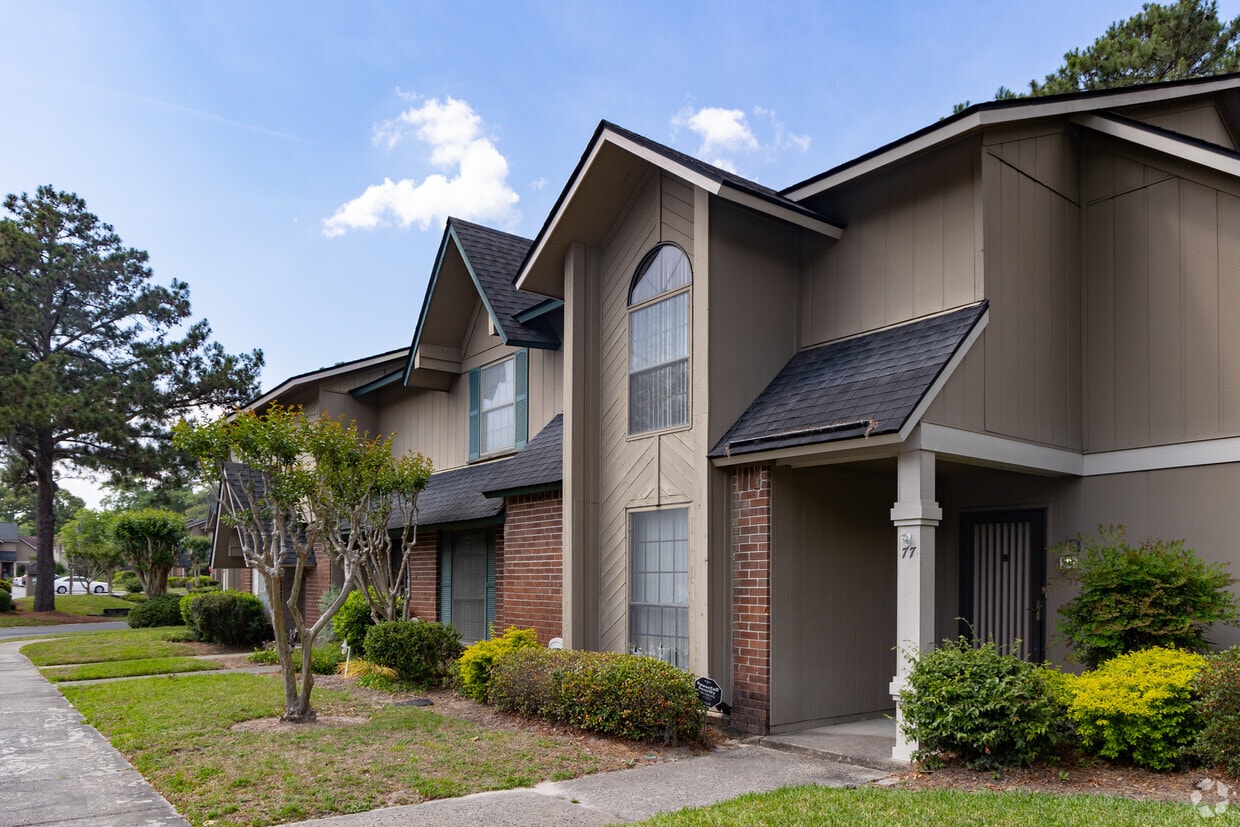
[694,676,723,709]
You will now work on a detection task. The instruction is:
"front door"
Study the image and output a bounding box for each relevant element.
[959,509,1047,661]
[439,530,494,644]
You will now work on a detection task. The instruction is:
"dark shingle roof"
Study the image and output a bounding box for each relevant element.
[449,219,559,348]
[404,460,509,528]
[0,523,18,543]
[711,302,987,458]
[220,462,312,566]
[482,414,563,497]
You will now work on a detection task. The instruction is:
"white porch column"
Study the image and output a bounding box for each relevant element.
[889,449,941,762]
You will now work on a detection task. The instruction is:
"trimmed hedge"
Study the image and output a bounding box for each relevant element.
[364,620,462,686]
[488,648,705,744]
[1063,646,1206,770]
[899,637,1060,770]
[457,626,541,701]
[127,594,185,628]
[1195,647,1240,776]
[180,590,270,646]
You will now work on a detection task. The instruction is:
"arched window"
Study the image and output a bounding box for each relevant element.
[628,245,691,434]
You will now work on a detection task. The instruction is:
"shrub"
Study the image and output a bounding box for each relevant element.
[317,584,341,643]
[168,576,187,588]
[127,594,185,628]
[1194,646,1240,776]
[120,592,148,603]
[180,590,270,646]
[488,648,705,744]
[457,626,541,701]
[188,575,220,590]
[898,637,1059,770]
[248,642,344,674]
[1054,526,1239,668]
[332,589,375,655]
[114,571,143,593]
[0,579,11,592]
[364,620,462,686]
[1065,646,1206,770]
[0,590,12,613]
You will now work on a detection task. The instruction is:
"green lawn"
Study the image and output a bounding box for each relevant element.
[20,626,200,666]
[636,785,1208,826]
[1,593,134,626]
[40,656,223,682]
[61,673,627,826]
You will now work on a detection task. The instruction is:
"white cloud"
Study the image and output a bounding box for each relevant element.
[530,177,548,190]
[323,96,519,237]
[670,104,811,177]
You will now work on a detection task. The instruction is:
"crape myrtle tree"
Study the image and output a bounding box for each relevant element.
[174,406,432,722]
[0,186,262,612]
[58,508,125,589]
[113,509,187,597]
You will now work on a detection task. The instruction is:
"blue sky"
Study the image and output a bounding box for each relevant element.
[3,1,1232,503]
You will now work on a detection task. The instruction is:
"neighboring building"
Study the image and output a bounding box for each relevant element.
[219,74,1240,760]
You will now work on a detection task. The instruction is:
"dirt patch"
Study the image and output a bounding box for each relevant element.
[887,757,1239,805]
[231,714,370,732]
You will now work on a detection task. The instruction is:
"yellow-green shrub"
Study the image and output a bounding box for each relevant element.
[1066,647,1206,770]
[457,626,540,701]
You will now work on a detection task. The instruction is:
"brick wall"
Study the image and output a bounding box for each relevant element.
[406,529,440,622]
[731,464,772,735]
[498,491,563,644]
[301,557,332,626]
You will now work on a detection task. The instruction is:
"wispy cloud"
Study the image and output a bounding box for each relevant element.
[671,105,810,176]
[323,95,519,237]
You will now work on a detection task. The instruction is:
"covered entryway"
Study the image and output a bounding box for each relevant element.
[959,509,1047,661]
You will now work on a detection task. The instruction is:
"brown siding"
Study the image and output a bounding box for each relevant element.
[1126,101,1236,149]
[499,491,563,643]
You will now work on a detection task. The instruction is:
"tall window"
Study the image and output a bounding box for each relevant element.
[629,508,689,669]
[629,245,691,434]
[468,350,528,460]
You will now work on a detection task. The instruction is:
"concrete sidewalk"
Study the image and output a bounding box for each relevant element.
[0,629,892,826]
[0,637,187,826]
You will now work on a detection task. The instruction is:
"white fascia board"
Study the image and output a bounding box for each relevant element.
[897,308,988,442]
[1071,113,1240,179]
[917,424,1084,475]
[710,432,905,468]
[1083,436,1240,475]
[244,349,409,413]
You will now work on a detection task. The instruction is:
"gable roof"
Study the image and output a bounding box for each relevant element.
[482,413,563,498]
[710,302,988,460]
[784,72,1240,200]
[0,523,18,543]
[244,348,409,412]
[515,120,844,297]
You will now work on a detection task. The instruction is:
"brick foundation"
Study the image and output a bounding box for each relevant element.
[731,464,772,735]
[498,491,563,643]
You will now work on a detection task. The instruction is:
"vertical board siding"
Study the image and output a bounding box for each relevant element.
[1083,142,1240,451]
[769,467,896,728]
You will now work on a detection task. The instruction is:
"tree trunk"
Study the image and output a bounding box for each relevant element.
[32,431,56,613]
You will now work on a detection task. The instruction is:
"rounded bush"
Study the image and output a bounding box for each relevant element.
[332,589,375,655]
[180,590,270,646]
[127,593,185,628]
[114,571,143,594]
[457,626,541,701]
[168,576,187,588]
[899,637,1060,770]
[1065,646,1206,770]
[1195,647,1240,775]
[364,620,462,686]
[0,589,12,613]
[488,648,705,744]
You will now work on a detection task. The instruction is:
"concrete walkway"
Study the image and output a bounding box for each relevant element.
[0,626,895,826]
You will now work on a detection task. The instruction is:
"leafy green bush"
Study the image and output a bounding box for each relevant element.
[898,637,1059,770]
[114,571,143,593]
[317,584,341,643]
[1063,646,1206,770]
[457,626,541,701]
[1054,526,1239,667]
[1194,647,1240,776]
[120,591,147,603]
[168,576,187,588]
[0,579,11,592]
[364,620,461,686]
[0,589,12,613]
[127,594,185,628]
[180,590,270,646]
[488,648,705,744]
[332,589,375,655]
[248,643,344,674]
[188,575,220,590]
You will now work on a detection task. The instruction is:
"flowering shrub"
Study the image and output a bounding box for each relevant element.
[1194,647,1240,776]
[456,626,541,701]
[898,637,1060,769]
[1065,647,1206,770]
[488,648,705,744]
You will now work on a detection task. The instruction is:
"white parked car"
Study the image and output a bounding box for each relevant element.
[53,576,109,594]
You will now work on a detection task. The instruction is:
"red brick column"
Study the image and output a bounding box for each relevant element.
[405,530,440,622]
[731,464,772,735]
[302,558,332,626]
[498,491,563,643]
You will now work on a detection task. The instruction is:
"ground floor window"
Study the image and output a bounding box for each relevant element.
[629,508,689,669]
[439,530,495,645]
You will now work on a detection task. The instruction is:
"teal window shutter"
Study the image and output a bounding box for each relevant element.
[439,544,452,625]
[514,349,529,450]
[485,536,496,639]
[468,368,481,461]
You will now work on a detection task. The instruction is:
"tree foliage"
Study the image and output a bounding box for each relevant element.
[173,406,432,722]
[0,186,262,611]
[1,455,84,534]
[112,509,187,597]
[57,508,124,584]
